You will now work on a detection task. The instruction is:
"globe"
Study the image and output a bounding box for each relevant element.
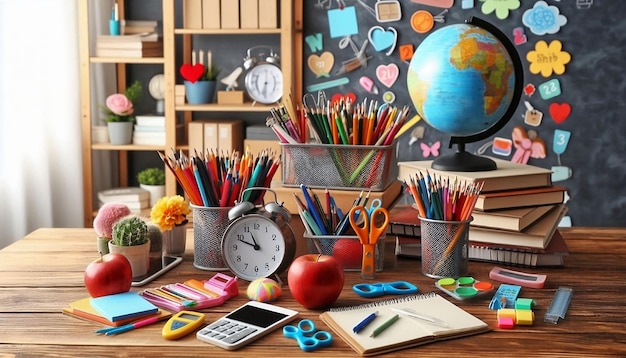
[407,17,523,171]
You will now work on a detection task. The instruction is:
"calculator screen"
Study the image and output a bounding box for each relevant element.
[180,313,201,321]
[225,305,288,328]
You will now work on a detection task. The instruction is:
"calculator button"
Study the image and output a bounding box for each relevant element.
[222,327,257,344]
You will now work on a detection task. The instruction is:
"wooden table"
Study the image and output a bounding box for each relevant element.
[1,227,625,357]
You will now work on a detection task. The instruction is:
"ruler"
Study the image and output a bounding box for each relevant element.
[544,286,573,324]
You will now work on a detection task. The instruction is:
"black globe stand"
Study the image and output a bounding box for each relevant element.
[431,142,496,172]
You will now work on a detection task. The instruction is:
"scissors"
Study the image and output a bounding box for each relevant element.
[353,281,419,298]
[283,319,332,352]
[349,204,389,279]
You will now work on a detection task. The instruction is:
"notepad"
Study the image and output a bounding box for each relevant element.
[320,292,490,356]
[90,291,158,322]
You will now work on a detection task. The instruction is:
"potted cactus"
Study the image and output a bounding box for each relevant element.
[108,216,151,278]
[137,167,166,206]
[93,202,132,255]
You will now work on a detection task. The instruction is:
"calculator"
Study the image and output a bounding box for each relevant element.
[196,301,298,350]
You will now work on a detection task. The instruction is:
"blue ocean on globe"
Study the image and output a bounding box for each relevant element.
[407,23,516,137]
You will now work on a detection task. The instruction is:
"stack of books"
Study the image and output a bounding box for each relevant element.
[95,31,163,58]
[133,114,166,145]
[98,187,150,213]
[396,158,569,267]
[387,204,422,258]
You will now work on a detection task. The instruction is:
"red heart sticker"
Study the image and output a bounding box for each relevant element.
[549,102,571,124]
[180,63,205,83]
[330,92,357,105]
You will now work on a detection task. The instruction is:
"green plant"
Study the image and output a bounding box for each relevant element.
[137,167,165,186]
[202,63,221,81]
[111,216,149,246]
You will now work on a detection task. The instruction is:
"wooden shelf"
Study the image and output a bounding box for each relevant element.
[174,29,281,35]
[175,103,275,112]
[89,57,165,64]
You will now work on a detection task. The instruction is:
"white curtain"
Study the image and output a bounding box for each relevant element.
[0,0,84,248]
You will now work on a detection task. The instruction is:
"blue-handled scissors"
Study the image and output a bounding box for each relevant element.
[349,205,389,279]
[283,319,332,352]
[365,198,382,217]
[353,281,419,298]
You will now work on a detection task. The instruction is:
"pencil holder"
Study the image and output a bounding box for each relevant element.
[419,217,472,279]
[304,234,385,272]
[191,204,233,270]
[281,143,397,191]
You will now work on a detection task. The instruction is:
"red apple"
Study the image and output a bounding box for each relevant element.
[287,254,344,309]
[332,238,363,269]
[84,253,132,298]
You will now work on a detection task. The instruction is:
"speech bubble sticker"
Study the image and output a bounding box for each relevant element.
[549,102,571,123]
[480,0,521,20]
[368,26,398,55]
[522,1,568,36]
[307,52,335,78]
[539,79,562,100]
[553,129,571,155]
[526,40,571,77]
[376,63,400,88]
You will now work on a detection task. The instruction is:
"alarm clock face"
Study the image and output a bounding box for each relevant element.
[221,214,293,281]
[244,63,283,104]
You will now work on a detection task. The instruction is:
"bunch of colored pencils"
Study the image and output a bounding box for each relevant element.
[405,171,483,222]
[266,94,410,146]
[158,148,280,207]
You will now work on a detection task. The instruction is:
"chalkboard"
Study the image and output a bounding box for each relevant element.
[302,0,625,227]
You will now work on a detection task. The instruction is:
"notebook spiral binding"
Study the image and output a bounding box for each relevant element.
[329,292,437,312]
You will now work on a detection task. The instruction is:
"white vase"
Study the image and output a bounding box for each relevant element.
[140,184,165,206]
[108,240,151,278]
[163,225,187,257]
[107,122,133,145]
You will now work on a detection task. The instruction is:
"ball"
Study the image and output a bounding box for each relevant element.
[246,278,282,302]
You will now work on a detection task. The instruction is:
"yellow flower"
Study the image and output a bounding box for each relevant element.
[150,195,191,231]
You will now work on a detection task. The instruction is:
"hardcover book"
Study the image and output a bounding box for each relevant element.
[387,204,421,237]
[474,186,566,211]
[98,187,150,202]
[398,158,552,193]
[320,292,489,356]
[470,205,556,232]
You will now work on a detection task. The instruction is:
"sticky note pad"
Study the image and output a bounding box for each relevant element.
[497,308,517,320]
[515,309,535,325]
[90,291,158,322]
[327,6,358,38]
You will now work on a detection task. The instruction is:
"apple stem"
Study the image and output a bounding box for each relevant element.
[316,254,322,262]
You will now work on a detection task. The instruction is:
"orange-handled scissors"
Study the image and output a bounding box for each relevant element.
[349,205,389,279]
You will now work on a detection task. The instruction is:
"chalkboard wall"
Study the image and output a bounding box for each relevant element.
[302,0,626,227]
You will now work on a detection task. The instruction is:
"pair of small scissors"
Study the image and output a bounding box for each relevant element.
[349,204,389,279]
[353,281,419,298]
[283,319,332,352]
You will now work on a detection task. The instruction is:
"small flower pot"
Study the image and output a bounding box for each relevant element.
[140,184,165,206]
[108,240,151,278]
[184,80,216,104]
[107,122,133,145]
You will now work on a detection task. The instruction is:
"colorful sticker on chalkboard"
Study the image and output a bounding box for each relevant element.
[375,0,402,23]
[549,102,571,124]
[524,83,536,97]
[327,6,359,38]
[539,79,561,100]
[551,166,572,182]
[523,101,543,127]
[480,0,520,20]
[359,76,379,94]
[512,27,527,45]
[368,26,398,55]
[305,33,324,53]
[307,52,335,78]
[408,126,425,146]
[522,1,568,36]
[376,63,399,88]
[410,10,447,34]
[399,44,414,62]
[492,137,512,156]
[462,0,475,10]
[382,91,396,103]
[511,126,546,164]
[330,92,357,105]
[553,129,571,155]
[526,40,571,77]
[420,141,440,158]
[410,0,453,8]
[576,0,594,10]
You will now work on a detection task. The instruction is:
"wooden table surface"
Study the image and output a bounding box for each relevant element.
[1,227,625,357]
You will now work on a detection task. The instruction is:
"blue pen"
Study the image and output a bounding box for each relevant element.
[300,184,328,235]
[353,311,378,333]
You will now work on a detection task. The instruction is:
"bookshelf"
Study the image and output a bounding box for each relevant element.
[78,1,298,227]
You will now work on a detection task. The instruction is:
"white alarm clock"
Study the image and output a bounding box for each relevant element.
[221,188,296,281]
[242,46,283,105]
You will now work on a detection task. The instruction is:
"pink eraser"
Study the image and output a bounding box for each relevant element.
[498,317,515,329]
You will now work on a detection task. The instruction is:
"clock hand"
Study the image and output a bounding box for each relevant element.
[237,237,259,250]
[249,233,261,250]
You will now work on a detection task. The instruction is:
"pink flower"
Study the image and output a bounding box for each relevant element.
[106,94,134,116]
[93,202,131,238]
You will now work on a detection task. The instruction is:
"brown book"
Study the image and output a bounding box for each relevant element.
[95,46,163,58]
[469,205,568,249]
[471,205,556,232]
[387,204,421,237]
[96,32,159,44]
[96,39,163,50]
[474,186,566,211]
[320,292,489,356]
[398,158,552,193]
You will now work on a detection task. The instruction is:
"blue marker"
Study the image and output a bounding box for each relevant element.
[353,311,378,333]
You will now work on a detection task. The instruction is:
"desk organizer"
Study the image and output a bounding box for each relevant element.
[304,234,385,272]
[191,205,232,271]
[281,143,397,191]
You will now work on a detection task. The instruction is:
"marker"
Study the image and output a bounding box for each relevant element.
[370,314,399,338]
[353,311,378,333]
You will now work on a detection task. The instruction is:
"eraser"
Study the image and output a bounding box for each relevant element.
[515,298,536,310]
[515,309,535,325]
[497,316,515,329]
[497,308,517,320]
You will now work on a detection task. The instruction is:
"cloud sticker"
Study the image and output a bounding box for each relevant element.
[480,0,520,20]
[522,1,568,35]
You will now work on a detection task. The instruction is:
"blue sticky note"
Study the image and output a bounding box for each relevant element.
[462,0,475,9]
[327,6,358,38]
[90,291,158,322]
[539,79,562,100]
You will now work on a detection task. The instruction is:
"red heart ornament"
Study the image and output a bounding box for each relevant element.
[330,92,357,105]
[180,63,205,83]
[549,102,571,124]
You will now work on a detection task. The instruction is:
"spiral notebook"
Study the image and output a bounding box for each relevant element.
[320,292,490,356]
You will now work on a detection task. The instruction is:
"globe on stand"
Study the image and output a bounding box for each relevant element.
[407,17,524,172]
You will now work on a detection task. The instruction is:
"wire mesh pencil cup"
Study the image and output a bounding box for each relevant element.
[420,216,472,279]
[191,204,233,271]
